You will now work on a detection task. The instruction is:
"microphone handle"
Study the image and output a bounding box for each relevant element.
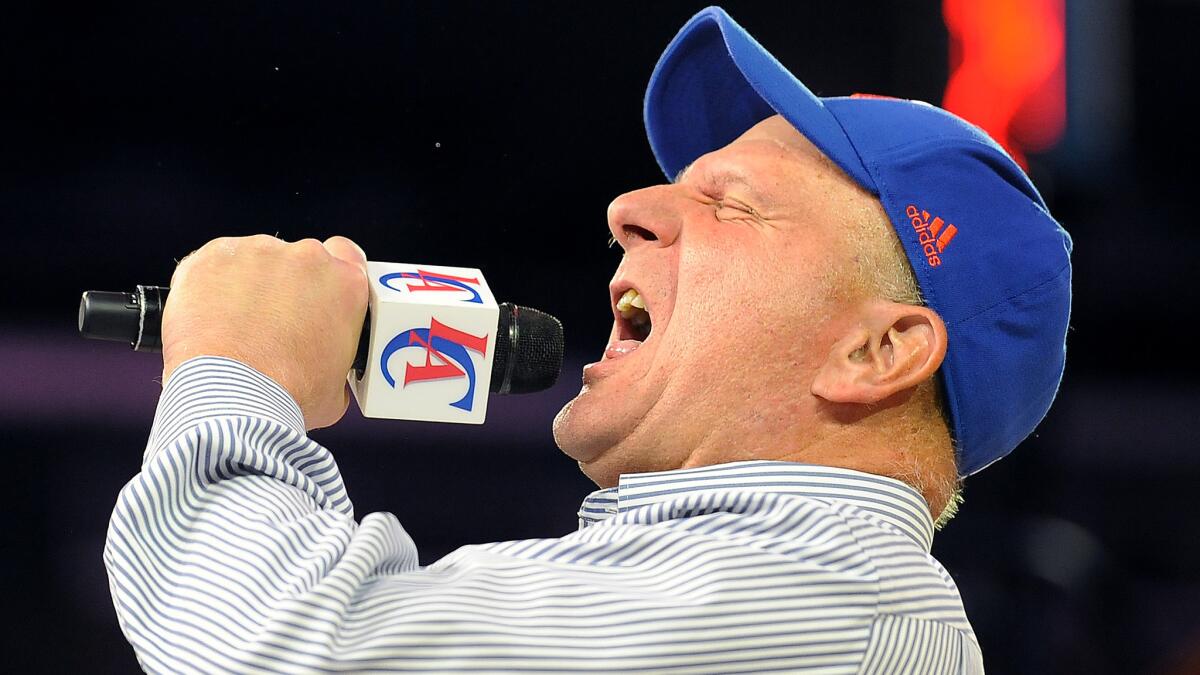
[81,285,380,377]
[78,286,169,352]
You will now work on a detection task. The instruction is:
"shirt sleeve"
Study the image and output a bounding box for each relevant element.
[859,615,985,674]
[105,356,975,674]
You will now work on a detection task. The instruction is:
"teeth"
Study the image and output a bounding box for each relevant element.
[617,288,642,318]
[616,288,651,339]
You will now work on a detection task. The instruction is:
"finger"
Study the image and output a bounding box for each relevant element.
[323,236,368,272]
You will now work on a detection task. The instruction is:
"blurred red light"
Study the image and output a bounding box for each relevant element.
[943,0,1066,168]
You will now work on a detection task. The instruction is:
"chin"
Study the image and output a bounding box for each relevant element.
[552,392,636,488]
[577,457,622,489]
[553,394,603,461]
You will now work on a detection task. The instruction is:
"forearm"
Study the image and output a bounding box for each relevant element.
[104,356,418,673]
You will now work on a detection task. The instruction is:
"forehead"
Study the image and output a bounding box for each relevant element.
[732,115,829,164]
[678,115,862,208]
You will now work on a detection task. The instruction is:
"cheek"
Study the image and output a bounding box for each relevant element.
[660,252,767,379]
[674,235,793,323]
[667,248,733,338]
[666,240,833,373]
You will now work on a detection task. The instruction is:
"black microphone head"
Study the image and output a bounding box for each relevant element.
[491,303,564,395]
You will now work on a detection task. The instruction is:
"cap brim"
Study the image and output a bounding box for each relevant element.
[644,6,874,190]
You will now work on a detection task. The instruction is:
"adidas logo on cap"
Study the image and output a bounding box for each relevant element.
[906,204,958,267]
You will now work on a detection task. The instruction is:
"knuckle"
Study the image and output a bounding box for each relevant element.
[335,260,368,297]
[198,236,232,255]
[293,238,329,260]
[172,237,231,284]
[174,249,198,271]
[323,235,368,264]
[247,233,281,250]
[334,251,366,278]
[183,237,227,267]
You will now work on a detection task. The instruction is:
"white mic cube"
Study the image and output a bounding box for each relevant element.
[350,262,499,424]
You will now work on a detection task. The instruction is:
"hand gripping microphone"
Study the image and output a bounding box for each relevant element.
[79,262,564,424]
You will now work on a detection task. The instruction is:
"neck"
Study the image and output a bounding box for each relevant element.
[679,391,956,518]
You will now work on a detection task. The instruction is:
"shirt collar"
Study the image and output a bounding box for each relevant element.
[577,460,935,551]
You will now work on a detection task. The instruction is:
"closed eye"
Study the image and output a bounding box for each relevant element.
[717,198,762,219]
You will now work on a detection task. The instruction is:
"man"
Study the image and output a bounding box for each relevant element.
[105,7,1070,673]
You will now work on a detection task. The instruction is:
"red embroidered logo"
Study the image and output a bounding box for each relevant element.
[905,204,958,267]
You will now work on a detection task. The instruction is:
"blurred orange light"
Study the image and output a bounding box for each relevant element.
[943,0,1066,168]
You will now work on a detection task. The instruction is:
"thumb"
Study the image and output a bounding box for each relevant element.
[323,235,368,272]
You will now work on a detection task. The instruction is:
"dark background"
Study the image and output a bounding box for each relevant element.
[3,2,1198,673]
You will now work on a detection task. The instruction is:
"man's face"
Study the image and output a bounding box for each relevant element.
[553,115,876,486]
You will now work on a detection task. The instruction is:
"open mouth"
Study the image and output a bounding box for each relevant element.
[584,284,656,372]
[614,287,652,343]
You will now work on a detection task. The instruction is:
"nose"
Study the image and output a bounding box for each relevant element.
[606,184,682,251]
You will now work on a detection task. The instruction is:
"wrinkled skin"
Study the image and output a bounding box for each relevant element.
[553,115,946,490]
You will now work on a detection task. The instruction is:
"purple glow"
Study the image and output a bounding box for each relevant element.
[1,328,587,447]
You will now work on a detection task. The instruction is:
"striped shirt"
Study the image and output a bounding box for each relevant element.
[105,356,985,673]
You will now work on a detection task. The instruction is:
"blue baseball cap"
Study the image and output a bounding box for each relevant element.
[644,6,1072,476]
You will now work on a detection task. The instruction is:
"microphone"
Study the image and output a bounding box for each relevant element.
[79,262,564,424]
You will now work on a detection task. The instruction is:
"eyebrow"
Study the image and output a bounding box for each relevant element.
[675,162,778,210]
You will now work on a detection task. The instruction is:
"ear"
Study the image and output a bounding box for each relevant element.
[811,300,947,405]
